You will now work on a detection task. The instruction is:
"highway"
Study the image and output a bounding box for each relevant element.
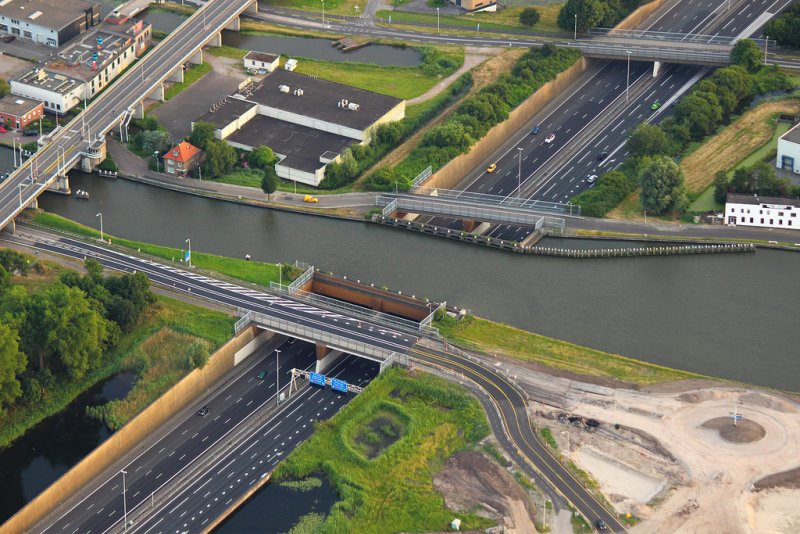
[34,336,377,534]
[0,0,256,232]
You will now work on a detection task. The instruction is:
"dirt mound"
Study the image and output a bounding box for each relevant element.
[753,467,800,491]
[677,390,730,404]
[700,417,766,443]
[740,392,798,414]
[433,450,535,529]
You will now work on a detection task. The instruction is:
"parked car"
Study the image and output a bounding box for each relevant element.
[651,100,661,110]
[197,405,210,417]
[587,174,597,183]
[303,194,319,203]
[0,126,6,133]
[531,125,540,135]
[545,133,556,143]
[2,35,16,43]
[23,130,38,136]
[486,163,497,173]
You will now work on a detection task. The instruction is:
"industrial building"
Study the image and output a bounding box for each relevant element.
[777,122,800,174]
[10,20,152,114]
[0,0,100,47]
[194,69,404,187]
[725,193,799,230]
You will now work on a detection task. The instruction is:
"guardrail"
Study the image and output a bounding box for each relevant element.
[379,194,546,227]
[577,43,730,65]
[589,27,767,47]
[287,262,314,293]
[409,165,432,191]
[412,187,577,215]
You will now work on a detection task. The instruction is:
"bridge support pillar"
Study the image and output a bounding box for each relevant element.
[148,83,165,102]
[48,174,71,195]
[316,349,343,374]
[463,219,479,233]
[169,66,184,84]
[189,49,203,66]
[1,219,15,235]
[133,101,145,120]
[207,31,222,48]
[245,0,259,14]
[653,61,661,77]
[27,197,38,209]
[225,16,241,31]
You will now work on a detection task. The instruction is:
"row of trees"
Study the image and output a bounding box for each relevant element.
[764,3,800,49]
[0,254,155,415]
[557,0,639,33]
[714,162,800,204]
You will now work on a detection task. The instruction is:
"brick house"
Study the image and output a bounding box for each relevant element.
[162,141,202,177]
[0,95,44,130]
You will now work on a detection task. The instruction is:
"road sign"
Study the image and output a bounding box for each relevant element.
[309,372,325,387]
[331,378,348,393]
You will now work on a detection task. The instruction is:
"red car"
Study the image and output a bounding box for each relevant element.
[0,126,6,133]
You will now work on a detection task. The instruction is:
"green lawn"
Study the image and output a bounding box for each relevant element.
[31,212,288,287]
[261,0,363,16]
[687,186,722,212]
[206,45,248,60]
[436,315,704,385]
[275,367,494,532]
[376,5,562,35]
[164,63,212,100]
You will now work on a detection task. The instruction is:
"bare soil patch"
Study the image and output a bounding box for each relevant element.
[433,450,536,533]
[700,417,765,443]
[680,99,800,193]
[754,466,800,491]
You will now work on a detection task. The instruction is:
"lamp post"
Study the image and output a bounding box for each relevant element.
[153,151,160,173]
[121,469,128,531]
[18,184,24,208]
[185,238,191,267]
[574,13,577,40]
[275,349,281,407]
[626,51,631,102]
[437,7,440,33]
[12,138,17,167]
[764,36,768,65]
[16,137,21,166]
[321,0,325,26]
[517,147,523,200]
[96,212,104,242]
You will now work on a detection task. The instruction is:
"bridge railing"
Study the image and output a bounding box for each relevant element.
[412,187,576,215]
[383,195,545,226]
[238,309,397,362]
[577,43,730,65]
[589,28,769,47]
[287,262,314,294]
[409,165,433,191]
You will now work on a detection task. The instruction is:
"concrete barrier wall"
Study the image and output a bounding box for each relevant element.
[613,0,667,31]
[422,56,589,191]
[4,325,260,534]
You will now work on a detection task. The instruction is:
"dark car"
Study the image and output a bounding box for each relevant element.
[2,35,15,43]
[23,130,38,137]
[197,405,210,417]
[597,152,609,161]
[531,125,540,135]
[595,518,608,530]
[257,370,267,380]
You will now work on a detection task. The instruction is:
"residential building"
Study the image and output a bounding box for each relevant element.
[244,51,279,73]
[777,122,800,174]
[0,0,100,47]
[448,0,497,12]
[725,193,800,230]
[0,95,44,130]
[10,20,152,114]
[193,69,404,187]
[162,141,202,177]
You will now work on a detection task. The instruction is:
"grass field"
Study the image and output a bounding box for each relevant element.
[164,63,212,100]
[261,0,362,16]
[206,45,248,60]
[31,212,288,287]
[436,315,703,385]
[377,3,562,34]
[274,367,494,532]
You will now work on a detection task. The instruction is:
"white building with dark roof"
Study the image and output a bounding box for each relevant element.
[0,0,100,47]
[777,122,800,174]
[725,193,800,230]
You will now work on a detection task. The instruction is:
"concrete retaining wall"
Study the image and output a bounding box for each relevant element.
[421,56,589,191]
[4,325,260,534]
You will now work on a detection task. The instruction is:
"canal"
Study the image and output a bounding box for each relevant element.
[30,171,800,393]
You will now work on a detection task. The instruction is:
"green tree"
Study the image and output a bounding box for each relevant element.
[0,78,9,98]
[0,249,30,276]
[204,139,237,178]
[247,146,277,170]
[764,4,800,48]
[713,171,729,205]
[0,265,9,295]
[0,323,26,415]
[627,123,671,157]
[639,156,688,215]
[188,121,216,151]
[261,166,279,200]
[141,130,172,153]
[186,341,209,369]
[519,7,541,27]
[675,93,722,139]
[558,0,616,33]
[730,39,762,72]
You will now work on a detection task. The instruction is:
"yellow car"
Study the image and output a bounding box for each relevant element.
[303,195,319,203]
[486,163,497,173]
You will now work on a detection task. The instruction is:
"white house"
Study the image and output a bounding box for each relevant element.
[243,51,279,73]
[777,122,800,174]
[725,193,800,230]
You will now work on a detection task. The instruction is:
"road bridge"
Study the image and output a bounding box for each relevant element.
[0,0,258,234]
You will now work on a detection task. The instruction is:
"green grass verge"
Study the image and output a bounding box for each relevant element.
[539,427,557,449]
[31,212,285,287]
[0,293,233,449]
[435,315,703,385]
[213,169,264,188]
[261,0,361,16]
[206,45,248,60]
[164,63,212,100]
[274,367,494,532]
[687,186,722,212]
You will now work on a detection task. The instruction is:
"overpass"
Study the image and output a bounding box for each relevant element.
[0,0,259,234]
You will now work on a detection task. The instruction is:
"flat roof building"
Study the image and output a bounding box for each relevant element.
[777,122,800,175]
[193,70,405,187]
[725,193,800,230]
[0,94,44,130]
[0,0,100,47]
[244,51,279,73]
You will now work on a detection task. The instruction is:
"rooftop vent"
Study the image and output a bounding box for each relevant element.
[347,102,359,111]
[279,84,290,93]
[293,88,303,96]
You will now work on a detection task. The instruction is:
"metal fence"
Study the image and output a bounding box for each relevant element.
[409,165,432,191]
[287,262,314,294]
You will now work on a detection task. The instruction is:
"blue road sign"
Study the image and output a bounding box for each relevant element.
[331,378,348,393]
[309,372,325,387]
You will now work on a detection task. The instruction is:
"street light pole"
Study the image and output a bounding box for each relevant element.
[12,138,16,167]
[574,13,577,40]
[764,36,768,65]
[153,151,159,173]
[321,0,325,26]
[275,349,281,407]
[517,147,523,200]
[436,7,440,33]
[626,51,631,102]
[96,212,104,242]
[185,238,191,267]
[121,469,128,531]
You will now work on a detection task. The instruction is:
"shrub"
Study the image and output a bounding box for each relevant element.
[519,7,541,27]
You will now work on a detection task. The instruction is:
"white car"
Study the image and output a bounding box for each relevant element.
[587,174,598,183]
[544,133,556,144]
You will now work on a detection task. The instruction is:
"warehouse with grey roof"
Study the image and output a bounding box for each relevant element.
[0,0,100,47]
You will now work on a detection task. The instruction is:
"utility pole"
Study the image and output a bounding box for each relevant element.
[276,349,281,407]
[764,36,768,65]
[437,7,440,33]
[517,147,523,200]
[321,0,325,26]
[574,13,577,40]
[626,51,631,101]
[121,469,128,531]
[96,212,104,242]
[12,138,16,167]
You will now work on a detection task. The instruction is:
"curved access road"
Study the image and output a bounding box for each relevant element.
[410,344,628,533]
